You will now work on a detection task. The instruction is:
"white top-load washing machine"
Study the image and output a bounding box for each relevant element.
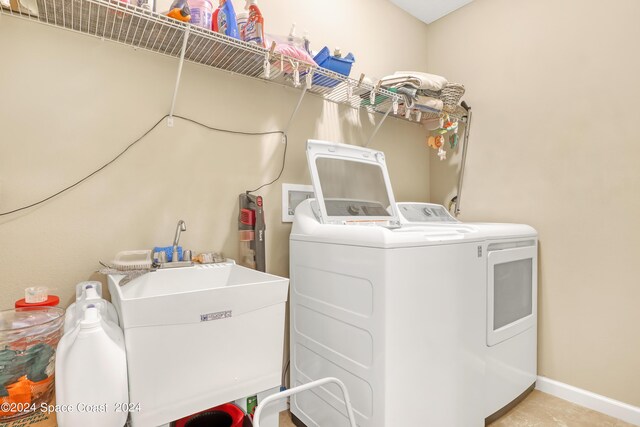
[289,140,538,427]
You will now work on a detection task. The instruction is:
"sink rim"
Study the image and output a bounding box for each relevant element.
[109,263,288,302]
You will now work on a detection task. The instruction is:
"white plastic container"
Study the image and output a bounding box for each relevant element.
[64,281,119,332]
[237,11,248,40]
[55,307,129,427]
[188,0,213,29]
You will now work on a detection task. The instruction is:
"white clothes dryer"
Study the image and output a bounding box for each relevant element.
[397,202,538,421]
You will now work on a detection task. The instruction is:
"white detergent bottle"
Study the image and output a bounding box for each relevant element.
[237,11,248,41]
[64,281,120,332]
[55,306,129,427]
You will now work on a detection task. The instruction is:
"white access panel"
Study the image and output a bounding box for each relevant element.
[281,183,314,223]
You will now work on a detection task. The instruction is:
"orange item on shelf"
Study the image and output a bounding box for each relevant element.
[167,6,191,22]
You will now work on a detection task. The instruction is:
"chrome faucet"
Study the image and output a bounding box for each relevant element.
[172,220,186,262]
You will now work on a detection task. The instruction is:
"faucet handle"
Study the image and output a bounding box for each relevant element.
[154,251,168,264]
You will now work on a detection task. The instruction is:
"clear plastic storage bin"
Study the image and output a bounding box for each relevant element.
[0,307,64,421]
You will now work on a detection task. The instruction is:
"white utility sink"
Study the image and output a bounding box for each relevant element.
[108,262,289,427]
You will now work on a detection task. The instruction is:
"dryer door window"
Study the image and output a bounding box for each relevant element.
[487,245,537,346]
[494,258,532,329]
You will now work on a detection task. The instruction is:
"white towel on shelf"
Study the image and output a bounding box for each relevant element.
[414,96,443,113]
[380,71,448,92]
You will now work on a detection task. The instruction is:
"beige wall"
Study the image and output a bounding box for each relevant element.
[0,0,430,309]
[426,0,640,407]
[6,0,637,410]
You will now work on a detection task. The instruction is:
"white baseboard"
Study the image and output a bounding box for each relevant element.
[536,376,640,426]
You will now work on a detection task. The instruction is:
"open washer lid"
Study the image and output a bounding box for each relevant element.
[306,140,401,227]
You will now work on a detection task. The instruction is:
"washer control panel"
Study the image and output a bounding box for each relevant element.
[325,199,391,217]
[396,203,459,224]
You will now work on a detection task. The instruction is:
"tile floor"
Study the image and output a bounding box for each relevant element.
[488,391,634,427]
[278,390,635,426]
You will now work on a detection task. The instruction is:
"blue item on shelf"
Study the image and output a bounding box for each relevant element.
[213,0,240,39]
[153,246,183,262]
[312,46,355,88]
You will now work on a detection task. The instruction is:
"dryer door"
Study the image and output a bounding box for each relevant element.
[487,244,538,346]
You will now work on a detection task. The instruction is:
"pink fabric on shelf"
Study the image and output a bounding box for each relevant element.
[267,37,316,74]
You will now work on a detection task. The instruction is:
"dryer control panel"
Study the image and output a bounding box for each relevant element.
[397,203,459,224]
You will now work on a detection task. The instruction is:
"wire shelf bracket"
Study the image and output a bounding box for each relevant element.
[364,103,394,147]
[282,84,308,140]
[167,25,190,127]
[453,105,472,215]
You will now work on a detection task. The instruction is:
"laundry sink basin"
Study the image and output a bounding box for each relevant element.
[109,262,287,326]
[107,262,289,427]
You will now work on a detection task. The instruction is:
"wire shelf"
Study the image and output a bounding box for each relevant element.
[1,0,403,117]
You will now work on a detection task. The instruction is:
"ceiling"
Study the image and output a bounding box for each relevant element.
[389,0,473,24]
